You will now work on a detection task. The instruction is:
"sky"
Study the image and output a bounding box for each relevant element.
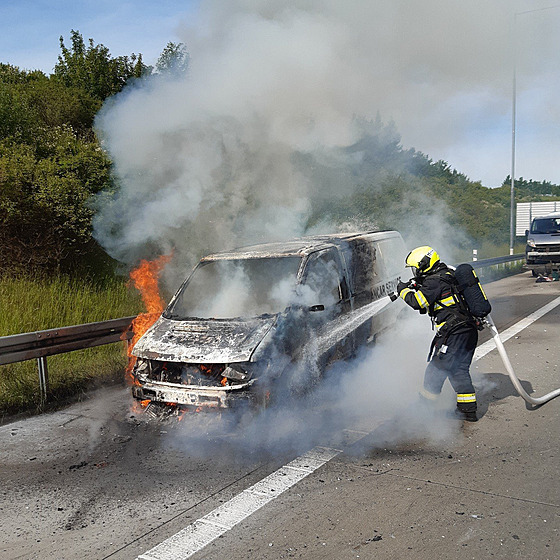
[1,0,559,188]
[0,0,197,73]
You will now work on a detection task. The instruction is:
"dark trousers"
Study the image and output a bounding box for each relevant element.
[423,327,478,412]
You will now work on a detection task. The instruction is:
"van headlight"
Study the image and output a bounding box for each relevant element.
[132,358,150,377]
[223,364,249,381]
[526,238,536,248]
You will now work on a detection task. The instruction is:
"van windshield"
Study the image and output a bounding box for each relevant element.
[531,218,560,234]
[165,257,302,319]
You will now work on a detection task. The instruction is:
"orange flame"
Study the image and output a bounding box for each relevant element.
[130,254,172,314]
[124,254,172,382]
[131,399,151,414]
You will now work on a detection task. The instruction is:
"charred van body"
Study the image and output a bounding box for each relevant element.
[131,231,405,410]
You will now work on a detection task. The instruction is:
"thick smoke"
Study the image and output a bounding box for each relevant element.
[168,257,305,318]
[92,0,560,279]
[156,308,464,459]
[94,1,536,450]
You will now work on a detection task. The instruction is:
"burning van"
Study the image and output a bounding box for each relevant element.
[131,231,405,410]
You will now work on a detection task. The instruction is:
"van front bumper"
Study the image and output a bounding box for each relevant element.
[526,249,560,265]
[132,379,256,409]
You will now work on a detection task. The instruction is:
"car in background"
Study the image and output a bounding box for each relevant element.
[525,213,560,276]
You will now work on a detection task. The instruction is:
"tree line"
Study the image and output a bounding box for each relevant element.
[0,32,189,277]
[0,31,557,277]
[304,116,559,247]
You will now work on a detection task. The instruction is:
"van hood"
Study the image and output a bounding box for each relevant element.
[131,315,276,363]
[530,232,560,244]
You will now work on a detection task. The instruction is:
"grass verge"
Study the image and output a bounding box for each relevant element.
[0,275,142,417]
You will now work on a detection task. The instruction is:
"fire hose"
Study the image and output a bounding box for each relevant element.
[482,315,560,406]
[388,293,560,406]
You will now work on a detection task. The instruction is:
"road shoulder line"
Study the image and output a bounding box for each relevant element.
[137,446,341,560]
[474,295,560,361]
[138,295,560,560]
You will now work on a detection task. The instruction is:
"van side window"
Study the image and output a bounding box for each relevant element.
[302,250,342,305]
[375,238,403,278]
[351,241,377,295]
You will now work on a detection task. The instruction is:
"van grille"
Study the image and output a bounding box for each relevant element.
[534,244,560,253]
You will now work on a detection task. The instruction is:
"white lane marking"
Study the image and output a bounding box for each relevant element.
[474,295,560,361]
[137,299,395,560]
[137,446,341,560]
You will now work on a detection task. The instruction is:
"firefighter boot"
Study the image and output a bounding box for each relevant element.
[453,408,478,422]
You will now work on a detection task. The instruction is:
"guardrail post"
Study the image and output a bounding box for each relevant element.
[37,356,49,404]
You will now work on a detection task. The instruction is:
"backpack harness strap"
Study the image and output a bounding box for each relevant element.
[426,270,477,361]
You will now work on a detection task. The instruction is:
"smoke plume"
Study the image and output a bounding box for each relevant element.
[92,1,542,450]
[93,0,560,280]
[156,309,464,459]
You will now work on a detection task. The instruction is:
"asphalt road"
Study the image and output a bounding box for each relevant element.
[0,271,558,560]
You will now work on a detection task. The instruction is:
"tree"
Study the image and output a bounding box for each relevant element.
[24,79,100,135]
[54,30,149,101]
[0,63,113,275]
[0,35,172,277]
[0,82,35,143]
[1,63,101,142]
[155,42,190,75]
[0,127,113,273]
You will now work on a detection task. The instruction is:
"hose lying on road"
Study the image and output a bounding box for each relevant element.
[389,292,560,406]
[484,315,560,406]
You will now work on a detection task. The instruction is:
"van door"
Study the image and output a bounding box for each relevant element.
[370,237,405,335]
[342,240,378,346]
[300,248,353,361]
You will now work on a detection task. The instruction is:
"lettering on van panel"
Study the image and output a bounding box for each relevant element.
[372,278,400,301]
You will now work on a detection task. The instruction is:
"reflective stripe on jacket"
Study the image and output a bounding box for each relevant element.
[399,264,471,330]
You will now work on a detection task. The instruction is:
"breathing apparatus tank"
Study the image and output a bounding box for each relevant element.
[454,263,491,318]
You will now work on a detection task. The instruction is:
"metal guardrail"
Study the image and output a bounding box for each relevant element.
[0,253,526,404]
[470,253,525,269]
[0,317,135,403]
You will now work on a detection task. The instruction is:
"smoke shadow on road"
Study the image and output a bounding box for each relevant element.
[473,371,536,415]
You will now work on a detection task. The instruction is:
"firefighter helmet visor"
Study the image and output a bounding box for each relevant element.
[405,246,440,274]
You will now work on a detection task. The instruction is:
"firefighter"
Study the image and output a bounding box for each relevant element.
[397,246,478,422]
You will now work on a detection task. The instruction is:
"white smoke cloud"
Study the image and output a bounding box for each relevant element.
[97,1,532,453]
[181,0,559,180]
[155,309,464,458]
[93,0,560,275]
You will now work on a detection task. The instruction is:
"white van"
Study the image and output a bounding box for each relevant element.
[131,231,406,411]
[525,212,560,275]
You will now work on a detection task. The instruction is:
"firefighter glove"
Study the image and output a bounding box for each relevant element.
[397,280,409,296]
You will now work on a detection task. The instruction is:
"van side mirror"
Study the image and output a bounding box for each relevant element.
[309,304,325,312]
[525,229,529,237]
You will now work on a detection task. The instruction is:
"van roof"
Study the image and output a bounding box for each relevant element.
[534,212,560,219]
[202,231,401,261]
